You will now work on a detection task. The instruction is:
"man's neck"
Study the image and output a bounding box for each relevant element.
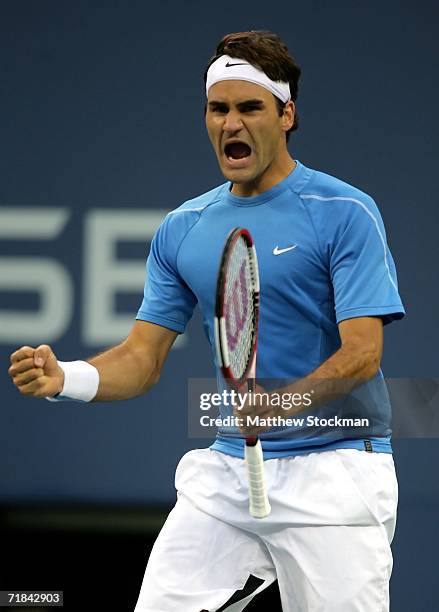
[231,155,296,197]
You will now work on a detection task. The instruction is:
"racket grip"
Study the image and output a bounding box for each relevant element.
[245,439,271,519]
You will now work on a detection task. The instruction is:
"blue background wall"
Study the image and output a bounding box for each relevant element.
[0,1,438,608]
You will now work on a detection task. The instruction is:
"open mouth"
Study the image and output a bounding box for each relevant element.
[224,142,252,160]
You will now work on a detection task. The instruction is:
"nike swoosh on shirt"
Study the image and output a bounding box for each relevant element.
[273,245,298,255]
[225,61,248,67]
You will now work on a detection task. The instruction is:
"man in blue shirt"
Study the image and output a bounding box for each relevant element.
[9,30,404,611]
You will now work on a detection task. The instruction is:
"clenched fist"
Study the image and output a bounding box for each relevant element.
[8,344,65,398]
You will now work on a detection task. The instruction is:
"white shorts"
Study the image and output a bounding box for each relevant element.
[134,448,398,612]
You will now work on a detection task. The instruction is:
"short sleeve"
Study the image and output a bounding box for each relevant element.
[329,198,405,325]
[136,215,197,333]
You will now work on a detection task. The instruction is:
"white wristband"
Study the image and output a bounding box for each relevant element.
[47,360,99,402]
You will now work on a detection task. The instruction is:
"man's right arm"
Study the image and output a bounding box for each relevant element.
[8,320,178,401]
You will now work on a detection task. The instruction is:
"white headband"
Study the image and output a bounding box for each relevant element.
[206,54,291,103]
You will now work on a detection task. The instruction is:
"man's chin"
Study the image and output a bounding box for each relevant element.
[220,165,255,184]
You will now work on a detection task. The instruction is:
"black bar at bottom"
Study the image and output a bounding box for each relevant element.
[0,591,63,607]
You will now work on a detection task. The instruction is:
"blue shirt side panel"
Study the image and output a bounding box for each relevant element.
[299,175,404,326]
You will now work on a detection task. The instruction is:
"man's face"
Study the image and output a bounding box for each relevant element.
[205,80,293,195]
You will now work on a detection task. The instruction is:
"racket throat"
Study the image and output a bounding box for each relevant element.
[245,436,258,447]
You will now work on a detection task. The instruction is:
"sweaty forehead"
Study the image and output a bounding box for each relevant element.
[207,80,273,103]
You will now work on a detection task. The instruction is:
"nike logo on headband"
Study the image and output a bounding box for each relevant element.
[225,61,248,67]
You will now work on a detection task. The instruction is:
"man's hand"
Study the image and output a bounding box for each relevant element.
[233,383,284,436]
[8,344,65,398]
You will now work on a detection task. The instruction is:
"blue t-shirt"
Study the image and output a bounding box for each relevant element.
[136,161,405,458]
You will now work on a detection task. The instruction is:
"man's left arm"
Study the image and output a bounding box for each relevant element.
[303,315,383,393]
[237,316,383,430]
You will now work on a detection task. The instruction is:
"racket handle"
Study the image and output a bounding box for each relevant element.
[245,438,271,519]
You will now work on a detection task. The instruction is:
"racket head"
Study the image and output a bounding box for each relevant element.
[214,227,260,389]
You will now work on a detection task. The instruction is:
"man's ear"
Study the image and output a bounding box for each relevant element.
[282,100,295,133]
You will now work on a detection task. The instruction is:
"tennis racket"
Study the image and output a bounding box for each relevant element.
[214,227,271,519]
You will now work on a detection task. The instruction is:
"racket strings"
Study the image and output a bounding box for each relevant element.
[224,237,255,380]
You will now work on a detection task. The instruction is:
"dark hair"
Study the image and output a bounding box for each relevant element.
[204,31,301,141]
